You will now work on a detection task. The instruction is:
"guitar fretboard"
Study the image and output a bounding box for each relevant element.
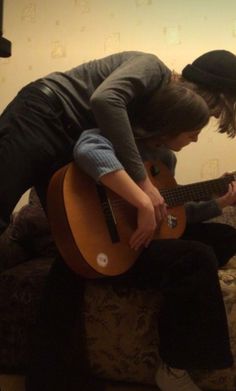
[160,174,235,207]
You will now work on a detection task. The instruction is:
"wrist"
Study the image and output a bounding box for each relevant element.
[137,176,151,191]
[137,196,153,211]
[216,198,227,210]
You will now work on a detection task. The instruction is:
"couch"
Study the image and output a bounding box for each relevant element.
[0,189,236,391]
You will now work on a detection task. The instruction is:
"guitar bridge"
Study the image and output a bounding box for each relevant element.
[167,214,178,229]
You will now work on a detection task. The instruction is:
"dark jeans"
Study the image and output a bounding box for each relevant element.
[25,258,105,391]
[0,82,77,232]
[25,222,236,390]
[113,222,235,370]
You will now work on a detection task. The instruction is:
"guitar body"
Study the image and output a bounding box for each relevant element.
[47,160,186,278]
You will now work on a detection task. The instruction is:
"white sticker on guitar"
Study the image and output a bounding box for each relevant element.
[97,253,109,268]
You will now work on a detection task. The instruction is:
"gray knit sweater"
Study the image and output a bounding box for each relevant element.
[74,129,222,224]
[40,51,171,181]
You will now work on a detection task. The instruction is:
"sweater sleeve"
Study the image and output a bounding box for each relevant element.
[73,129,124,182]
[90,53,171,182]
[185,200,222,224]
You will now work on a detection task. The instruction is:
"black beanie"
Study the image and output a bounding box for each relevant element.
[182,50,236,94]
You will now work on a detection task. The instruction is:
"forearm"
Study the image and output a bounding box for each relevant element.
[100,168,158,251]
[100,169,152,210]
[90,98,146,181]
[74,129,153,211]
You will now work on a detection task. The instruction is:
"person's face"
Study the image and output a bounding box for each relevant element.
[161,129,201,151]
[151,130,201,152]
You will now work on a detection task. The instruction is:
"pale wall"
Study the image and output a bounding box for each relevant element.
[1,0,236,208]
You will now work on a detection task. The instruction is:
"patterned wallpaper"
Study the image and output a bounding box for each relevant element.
[1,0,236,209]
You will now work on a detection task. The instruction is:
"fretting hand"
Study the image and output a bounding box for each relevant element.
[216,180,236,209]
[129,176,168,251]
[138,175,167,224]
[129,199,156,251]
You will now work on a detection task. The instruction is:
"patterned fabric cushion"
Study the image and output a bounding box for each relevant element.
[191,268,236,391]
[85,281,161,385]
[0,188,57,273]
[0,221,30,272]
[10,190,57,259]
[84,267,236,390]
[0,258,53,372]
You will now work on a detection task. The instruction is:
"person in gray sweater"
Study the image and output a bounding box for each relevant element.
[0,51,173,235]
[0,50,235,391]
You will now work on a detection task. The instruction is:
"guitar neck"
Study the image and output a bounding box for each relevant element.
[161,174,235,207]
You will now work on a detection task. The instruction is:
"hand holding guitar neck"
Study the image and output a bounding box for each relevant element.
[216,179,236,209]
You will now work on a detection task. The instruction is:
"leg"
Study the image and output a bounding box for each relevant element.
[0,84,75,232]
[0,87,98,390]
[25,256,105,391]
[114,239,233,370]
[182,222,236,267]
[0,132,35,231]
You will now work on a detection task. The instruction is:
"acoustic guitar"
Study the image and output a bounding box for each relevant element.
[47,160,236,278]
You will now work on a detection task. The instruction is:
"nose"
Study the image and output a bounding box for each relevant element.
[211,109,221,118]
[210,104,222,118]
[191,135,198,143]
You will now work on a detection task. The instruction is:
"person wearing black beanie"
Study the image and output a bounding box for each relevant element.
[181,50,236,137]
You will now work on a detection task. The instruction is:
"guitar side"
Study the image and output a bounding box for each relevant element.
[47,165,102,278]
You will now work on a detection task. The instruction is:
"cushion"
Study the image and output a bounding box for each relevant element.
[0,217,30,272]
[10,189,57,259]
[84,268,236,390]
[0,258,53,372]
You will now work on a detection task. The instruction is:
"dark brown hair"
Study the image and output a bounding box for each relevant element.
[218,94,236,137]
[135,82,210,138]
[180,76,236,138]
